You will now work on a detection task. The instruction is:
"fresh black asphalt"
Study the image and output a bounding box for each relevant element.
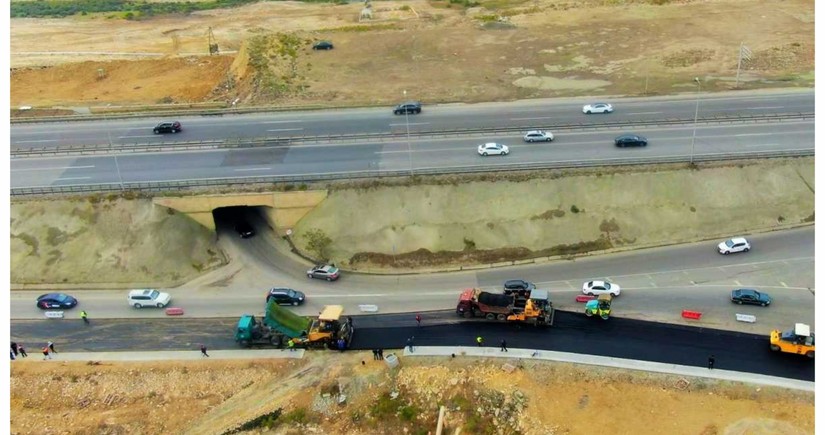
[11,310,813,382]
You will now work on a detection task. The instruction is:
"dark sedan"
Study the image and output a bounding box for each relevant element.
[234,221,255,238]
[153,121,182,134]
[503,279,536,296]
[312,41,334,50]
[730,288,772,306]
[36,293,78,310]
[614,134,648,147]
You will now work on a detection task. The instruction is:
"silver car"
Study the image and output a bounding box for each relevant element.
[477,142,509,156]
[523,130,554,142]
[582,103,613,114]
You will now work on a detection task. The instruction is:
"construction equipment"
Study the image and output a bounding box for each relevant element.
[235,301,354,349]
[770,323,814,359]
[585,294,612,320]
[456,288,554,326]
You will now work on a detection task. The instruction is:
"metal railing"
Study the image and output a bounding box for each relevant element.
[10,149,814,197]
[11,112,814,157]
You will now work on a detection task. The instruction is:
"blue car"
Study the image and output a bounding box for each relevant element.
[730,289,771,307]
[36,293,78,310]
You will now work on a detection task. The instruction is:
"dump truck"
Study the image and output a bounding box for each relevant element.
[455,288,554,326]
[235,301,354,349]
[770,323,814,359]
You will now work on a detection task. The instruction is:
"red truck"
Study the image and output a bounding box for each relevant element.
[455,288,554,325]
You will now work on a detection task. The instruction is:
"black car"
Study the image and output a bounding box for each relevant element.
[36,293,78,310]
[312,41,334,50]
[153,121,182,134]
[266,288,306,306]
[235,221,255,238]
[503,279,536,296]
[731,288,772,307]
[394,101,422,115]
[614,134,647,147]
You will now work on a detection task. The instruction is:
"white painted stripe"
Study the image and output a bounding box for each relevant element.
[234,167,271,172]
[734,280,742,286]
[748,106,784,110]
[509,117,553,121]
[14,139,58,144]
[388,122,430,126]
[266,128,304,132]
[626,111,663,115]
[118,135,157,139]
[11,165,95,172]
[780,282,789,288]
[55,176,91,181]
[305,293,389,298]
[260,120,303,124]
[735,133,772,137]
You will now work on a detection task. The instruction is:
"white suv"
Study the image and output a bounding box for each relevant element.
[717,237,751,255]
[128,289,172,308]
[523,130,554,142]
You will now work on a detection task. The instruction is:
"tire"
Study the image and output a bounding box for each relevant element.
[238,340,250,348]
[760,302,767,307]
[770,344,780,352]
[501,152,507,156]
[585,311,593,317]
[307,274,313,279]
[293,301,299,306]
[496,314,506,321]
[612,292,619,297]
[416,109,421,114]
[482,152,488,156]
[806,351,814,359]
[737,300,742,305]
[485,313,495,320]
[326,277,332,281]
[723,251,730,255]
[586,110,592,114]
[527,139,534,143]
[156,303,164,308]
[744,248,750,252]
[153,130,159,134]
[463,311,473,319]
[134,303,142,309]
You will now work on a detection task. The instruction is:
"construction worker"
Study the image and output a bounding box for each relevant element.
[415,314,421,327]
[500,339,508,352]
[288,339,295,352]
[42,346,51,360]
[476,336,484,347]
[80,311,89,324]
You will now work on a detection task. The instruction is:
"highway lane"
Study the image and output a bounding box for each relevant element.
[10,89,813,148]
[10,311,815,382]
[11,226,814,335]
[10,120,814,188]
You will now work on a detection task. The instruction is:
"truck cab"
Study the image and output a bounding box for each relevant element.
[770,323,815,358]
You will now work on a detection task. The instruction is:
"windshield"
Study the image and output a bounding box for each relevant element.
[287,289,296,297]
[328,267,339,273]
[149,290,160,299]
[603,283,612,290]
[56,294,69,302]
[725,240,735,248]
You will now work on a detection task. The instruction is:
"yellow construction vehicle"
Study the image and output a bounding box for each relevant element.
[770,323,814,359]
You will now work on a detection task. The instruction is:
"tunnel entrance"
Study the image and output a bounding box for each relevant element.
[212,206,271,239]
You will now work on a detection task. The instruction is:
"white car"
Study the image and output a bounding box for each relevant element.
[478,142,509,156]
[128,289,172,308]
[582,280,621,297]
[717,237,751,255]
[523,130,554,142]
[582,103,613,114]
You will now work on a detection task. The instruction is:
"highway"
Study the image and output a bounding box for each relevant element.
[10,89,813,148]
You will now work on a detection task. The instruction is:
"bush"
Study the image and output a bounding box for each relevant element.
[570,205,580,213]
[303,228,333,260]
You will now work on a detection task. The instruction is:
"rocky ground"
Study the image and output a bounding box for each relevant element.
[9,352,815,435]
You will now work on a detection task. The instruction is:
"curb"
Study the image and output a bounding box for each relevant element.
[13,349,306,362]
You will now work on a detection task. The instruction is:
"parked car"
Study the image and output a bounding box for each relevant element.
[582,103,613,114]
[312,40,334,50]
[478,142,509,156]
[153,121,182,134]
[523,130,554,142]
[235,221,255,239]
[614,134,648,147]
[504,279,536,296]
[36,293,78,310]
[393,101,422,115]
[307,264,341,281]
[582,280,621,297]
[127,289,172,308]
[266,288,306,306]
[718,237,751,255]
[731,288,772,307]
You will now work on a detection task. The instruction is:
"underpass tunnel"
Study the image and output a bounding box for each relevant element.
[212,206,274,239]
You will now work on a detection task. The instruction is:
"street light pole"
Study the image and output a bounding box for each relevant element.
[690,77,701,165]
[403,90,412,177]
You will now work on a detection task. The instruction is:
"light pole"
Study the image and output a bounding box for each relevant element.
[690,77,701,165]
[403,90,412,177]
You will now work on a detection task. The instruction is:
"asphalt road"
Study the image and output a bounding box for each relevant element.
[10,89,813,148]
[10,119,814,189]
[10,310,814,382]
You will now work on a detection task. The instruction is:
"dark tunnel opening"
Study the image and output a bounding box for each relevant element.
[212,206,269,239]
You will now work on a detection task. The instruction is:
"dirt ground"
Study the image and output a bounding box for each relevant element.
[9,353,814,435]
[291,158,814,269]
[10,195,224,285]
[9,0,814,108]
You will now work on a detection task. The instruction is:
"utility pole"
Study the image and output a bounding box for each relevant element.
[403,90,413,177]
[690,77,701,165]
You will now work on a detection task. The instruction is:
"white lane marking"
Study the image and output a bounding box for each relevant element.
[234,167,271,172]
[388,122,430,126]
[14,139,58,144]
[781,282,789,288]
[305,293,389,298]
[626,111,663,115]
[55,176,91,181]
[735,133,772,137]
[748,106,785,110]
[734,280,742,286]
[510,117,554,121]
[743,143,778,148]
[260,120,303,124]
[619,284,813,291]
[12,165,95,172]
[266,128,304,132]
[118,135,157,139]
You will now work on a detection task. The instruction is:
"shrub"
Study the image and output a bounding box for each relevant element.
[304,228,333,259]
[570,205,580,213]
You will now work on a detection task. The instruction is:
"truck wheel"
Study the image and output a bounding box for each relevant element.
[270,336,281,347]
[585,311,593,317]
[134,303,142,309]
[496,314,506,321]
[238,340,250,348]
[770,345,780,352]
[806,351,814,359]
[463,311,473,319]
[485,313,495,320]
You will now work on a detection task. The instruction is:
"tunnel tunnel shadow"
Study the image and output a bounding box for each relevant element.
[212,206,270,238]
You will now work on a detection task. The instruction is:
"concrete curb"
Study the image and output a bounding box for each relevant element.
[401,346,814,392]
[14,349,306,362]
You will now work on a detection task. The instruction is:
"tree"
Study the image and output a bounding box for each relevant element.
[303,228,333,260]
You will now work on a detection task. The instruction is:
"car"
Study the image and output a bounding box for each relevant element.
[127,289,172,308]
[477,142,509,156]
[235,221,255,239]
[312,40,334,50]
[503,279,536,296]
[582,103,613,114]
[731,288,772,307]
[523,130,554,142]
[614,134,648,147]
[307,264,341,281]
[394,101,422,115]
[582,280,621,297]
[718,237,750,255]
[266,288,306,306]
[153,121,182,134]
[36,293,78,310]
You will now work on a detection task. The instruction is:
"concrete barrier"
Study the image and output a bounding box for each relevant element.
[735,313,757,323]
[44,311,64,319]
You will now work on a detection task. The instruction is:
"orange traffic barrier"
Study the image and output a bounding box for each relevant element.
[576,295,596,303]
[681,310,702,320]
[165,307,184,316]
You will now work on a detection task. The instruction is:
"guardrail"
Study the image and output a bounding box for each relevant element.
[10,149,814,197]
[11,112,814,157]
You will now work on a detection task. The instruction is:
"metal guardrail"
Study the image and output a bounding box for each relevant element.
[11,112,814,157]
[10,149,814,197]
